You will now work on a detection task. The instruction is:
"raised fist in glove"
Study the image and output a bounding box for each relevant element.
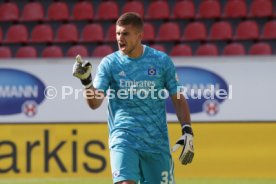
[172,124,194,165]
[73,55,92,88]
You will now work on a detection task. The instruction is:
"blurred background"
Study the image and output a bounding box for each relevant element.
[0,0,276,183]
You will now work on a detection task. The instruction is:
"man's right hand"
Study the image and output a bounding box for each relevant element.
[72,55,93,88]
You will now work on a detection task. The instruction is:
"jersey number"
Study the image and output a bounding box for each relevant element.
[161,171,174,184]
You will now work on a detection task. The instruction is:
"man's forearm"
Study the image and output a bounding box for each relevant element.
[173,94,191,126]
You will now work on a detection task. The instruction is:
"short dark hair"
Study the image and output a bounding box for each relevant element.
[116,12,143,32]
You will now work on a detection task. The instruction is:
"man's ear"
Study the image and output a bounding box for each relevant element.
[139,31,144,40]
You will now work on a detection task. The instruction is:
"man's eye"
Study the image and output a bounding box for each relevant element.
[116,32,128,36]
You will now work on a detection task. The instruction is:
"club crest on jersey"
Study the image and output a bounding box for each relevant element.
[148,67,156,76]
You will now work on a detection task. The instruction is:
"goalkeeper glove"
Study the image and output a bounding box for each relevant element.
[72,55,92,89]
[172,124,194,165]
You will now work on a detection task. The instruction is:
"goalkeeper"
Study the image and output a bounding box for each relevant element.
[73,12,194,184]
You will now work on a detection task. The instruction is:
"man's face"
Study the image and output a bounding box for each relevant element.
[116,24,142,56]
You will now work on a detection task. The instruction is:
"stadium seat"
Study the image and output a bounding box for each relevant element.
[223,0,247,18]
[209,21,232,40]
[172,0,195,19]
[0,46,12,58]
[261,20,276,39]
[156,22,180,41]
[170,44,192,56]
[81,23,104,42]
[195,44,219,56]
[197,0,221,19]
[72,1,94,20]
[146,1,170,20]
[96,1,119,20]
[143,22,155,42]
[122,1,144,17]
[47,2,69,21]
[5,24,28,43]
[249,42,272,55]
[30,24,53,43]
[235,20,259,40]
[150,44,166,52]
[182,22,207,41]
[92,45,114,57]
[21,2,44,21]
[105,24,116,42]
[223,43,246,55]
[66,45,88,57]
[56,24,78,43]
[249,0,273,17]
[0,2,19,21]
[15,46,37,58]
[42,46,63,58]
[0,27,2,41]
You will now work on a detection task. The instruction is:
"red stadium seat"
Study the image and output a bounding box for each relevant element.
[105,24,116,42]
[143,22,155,42]
[21,2,44,21]
[249,0,273,17]
[198,0,221,19]
[261,20,276,39]
[223,0,247,18]
[72,1,94,20]
[56,24,78,43]
[30,24,53,43]
[16,46,37,58]
[249,42,272,55]
[92,45,114,57]
[96,1,119,20]
[195,44,219,56]
[157,22,180,41]
[5,24,28,43]
[209,21,232,40]
[81,23,104,42]
[0,27,2,41]
[0,46,12,58]
[172,0,195,19]
[42,46,63,58]
[47,2,69,21]
[170,44,192,56]
[66,45,88,57]
[150,44,166,52]
[122,1,144,17]
[223,43,246,55]
[0,2,19,21]
[182,22,207,41]
[235,20,259,40]
[146,1,170,20]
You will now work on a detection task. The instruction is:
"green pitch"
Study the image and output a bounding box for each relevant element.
[0,178,276,184]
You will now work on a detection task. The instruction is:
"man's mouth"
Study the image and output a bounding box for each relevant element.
[119,43,126,49]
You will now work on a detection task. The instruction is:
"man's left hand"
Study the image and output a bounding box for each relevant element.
[172,126,194,165]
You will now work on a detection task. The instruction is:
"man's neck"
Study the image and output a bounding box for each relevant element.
[128,44,144,58]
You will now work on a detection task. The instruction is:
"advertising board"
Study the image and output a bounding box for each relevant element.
[0,57,275,122]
